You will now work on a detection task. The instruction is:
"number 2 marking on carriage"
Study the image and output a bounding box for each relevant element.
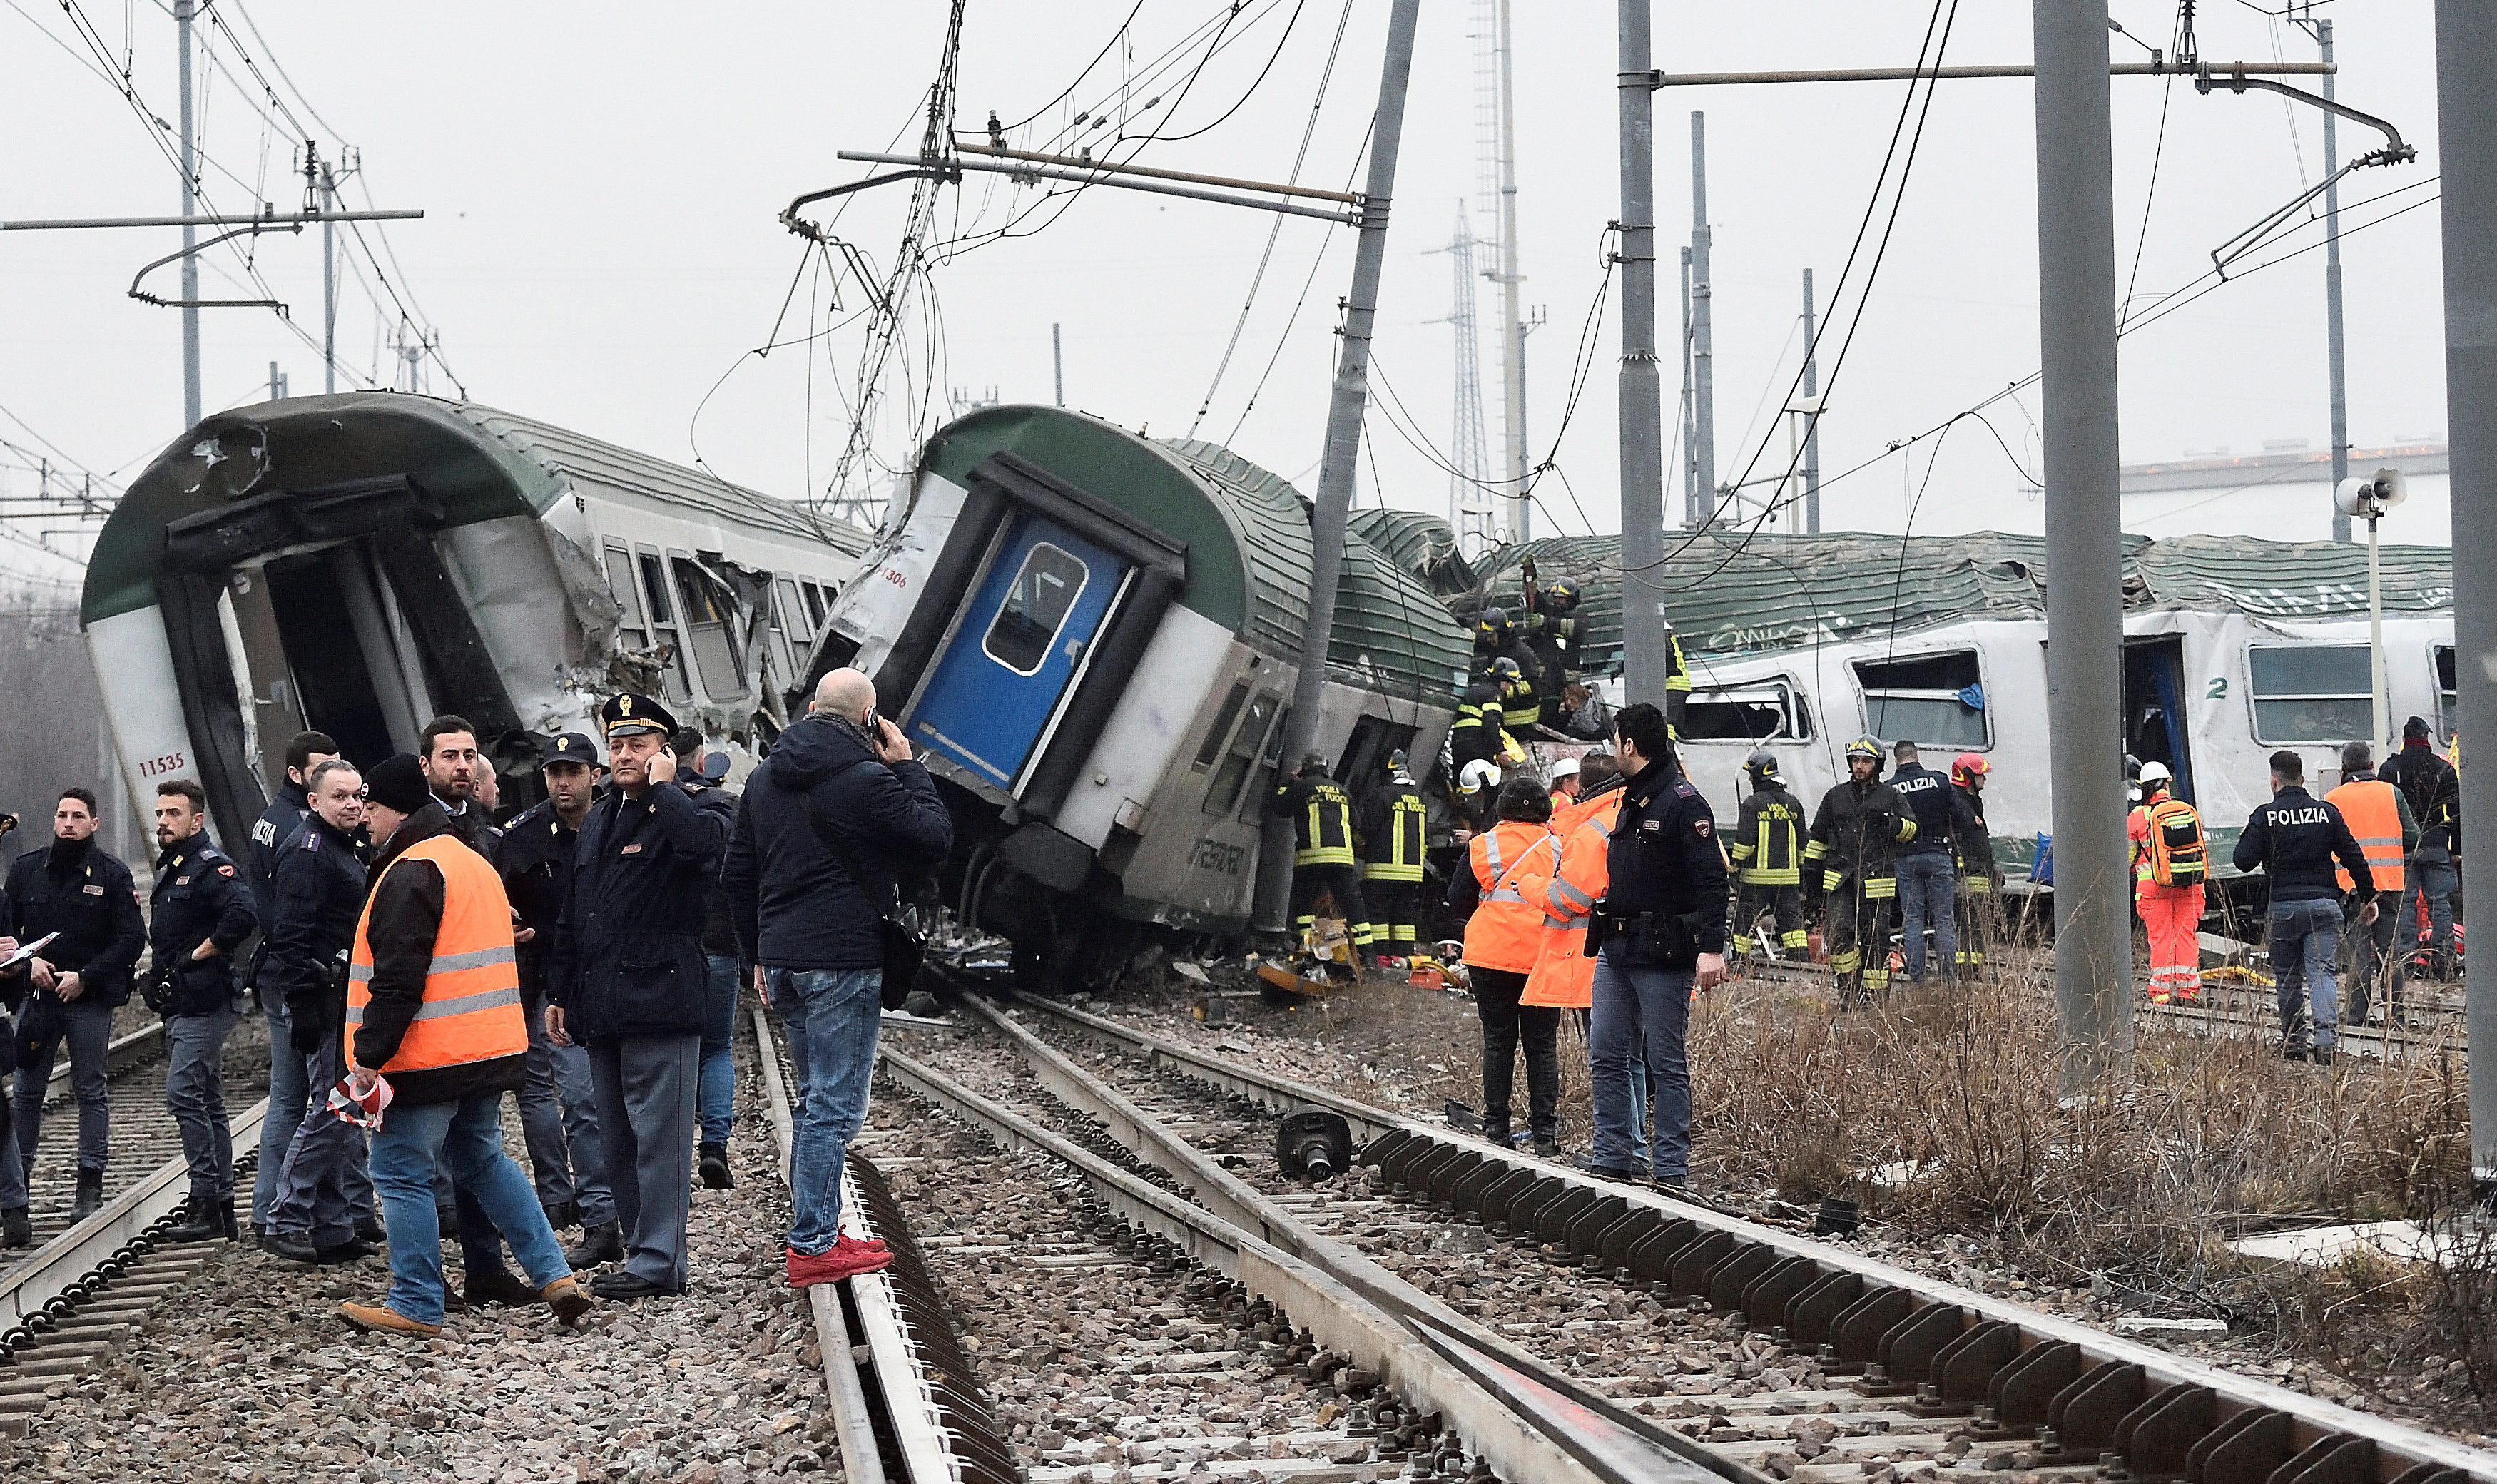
[2206,678,2227,701]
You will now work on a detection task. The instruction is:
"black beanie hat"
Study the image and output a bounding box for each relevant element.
[364,753,432,814]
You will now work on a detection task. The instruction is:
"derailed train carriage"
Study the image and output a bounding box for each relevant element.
[813,405,1473,984]
[81,392,868,838]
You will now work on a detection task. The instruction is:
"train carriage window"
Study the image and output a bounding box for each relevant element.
[2436,645,2458,738]
[672,557,748,698]
[1193,683,1251,772]
[637,549,692,703]
[759,574,797,681]
[776,578,812,642]
[1854,650,1986,749]
[2249,644,2371,743]
[981,542,1089,677]
[602,545,649,654]
[802,581,828,630]
[1681,679,1809,742]
[1205,691,1280,816]
[1239,706,1293,824]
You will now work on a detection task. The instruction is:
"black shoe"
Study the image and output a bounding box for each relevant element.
[699,1143,733,1191]
[2310,1045,2338,1067]
[69,1171,104,1221]
[0,1206,31,1249]
[543,1199,579,1231]
[434,1204,462,1239]
[464,1265,546,1309]
[164,1195,225,1244]
[1531,1139,1562,1159]
[566,1220,624,1267]
[355,1216,386,1246]
[317,1238,380,1265]
[220,1199,240,1241]
[1574,1157,1647,1185]
[265,1231,325,1264]
[2282,1040,2312,1061]
[590,1269,676,1300]
[1480,1124,1513,1151]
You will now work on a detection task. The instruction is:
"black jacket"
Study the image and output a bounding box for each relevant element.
[354,803,524,1104]
[261,812,370,1031]
[723,713,952,972]
[681,783,744,957]
[549,779,732,1038]
[4,839,146,1010]
[2234,785,2374,904]
[1951,785,1998,883]
[246,779,313,923]
[494,799,584,1002]
[1888,763,1970,860]
[1805,776,1916,891]
[1730,785,1807,887]
[1602,762,1729,960]
[148,836,258,1015]
[2382,741,2461,858]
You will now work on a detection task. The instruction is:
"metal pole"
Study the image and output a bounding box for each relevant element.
[175,0,200,428]
[1495,0,1530,542]
[1688,111,1716,529]
[2432,0,2497,1212]
[1052,322,1064,407]
[1679,245,1697,518]
[1801,266,1821,533]
[2367,514,2387,749]
[2321,20,2352,544]
[1616,1,1671,704]
[323,167,339,395]
[2033,0,2133,1092]
[1255,0,1423,931]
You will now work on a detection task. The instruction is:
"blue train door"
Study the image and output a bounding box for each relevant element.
[910,514,1127,792]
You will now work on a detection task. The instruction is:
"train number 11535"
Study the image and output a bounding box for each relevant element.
[137,750,188,778]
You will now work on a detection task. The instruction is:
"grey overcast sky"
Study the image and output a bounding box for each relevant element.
[0,2,2454,586]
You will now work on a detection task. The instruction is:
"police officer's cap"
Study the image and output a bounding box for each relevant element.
[600,692,678,739]
[541,732,602,769]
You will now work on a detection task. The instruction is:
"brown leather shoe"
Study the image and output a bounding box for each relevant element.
[338,1301,442,1336]
[541,1275,594,1326]
[464,1265,546,1309]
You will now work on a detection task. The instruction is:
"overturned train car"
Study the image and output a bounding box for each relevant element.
[816,405,1471,983]
[82,392,867,838]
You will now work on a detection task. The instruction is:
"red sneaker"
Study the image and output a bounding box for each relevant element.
[787,1241,894,1288]
[836,1231,889,1255]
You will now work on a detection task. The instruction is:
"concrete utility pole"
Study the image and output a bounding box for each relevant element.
[1801,267,1821,534]
[175,0,200,427]
[1052,322,1065,407]
[2032,0,2133,1091]
[2318,19,2352,545]
[1616,2,1672,704]
[322,161,340,395]
[1256,0,1423,930]
[1679,245,1697,517]
[1687,111,1717,529]
[2432,0,2497,1213]
[1492,0,1531,543]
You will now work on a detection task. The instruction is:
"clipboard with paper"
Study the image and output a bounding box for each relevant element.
[0,933,58,973]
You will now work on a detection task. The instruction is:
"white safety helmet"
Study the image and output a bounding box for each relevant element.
[2139,760,2173,786]
[1550,756,1581,781]
[1458,759,1503,796]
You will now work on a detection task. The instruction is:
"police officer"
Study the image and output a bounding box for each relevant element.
[146,780,258,1243]
[1270,753,1373,961]
[1887,741,1973,986]
[546,693,733,1300]
[247,731,338,913]
[1356,751,1428,967]
[670,726,743,1191]
[494,733,619,1264]
[261,758,378,1264]
[1583,701,1726,1189]
[2234,750,2375,1064]
[1727,751,1808,964]
[1804,737,1916,1006]
[3,788,146,1221]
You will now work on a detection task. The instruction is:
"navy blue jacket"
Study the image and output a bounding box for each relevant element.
[1887,763,1970,860]
[723,713,952,971]
[246,779,314,923]
[547,781,731,1040]
[261,813,370,1030]
[1602,761,1729,960]
[493,798,582,1002]
[2233,785,2374,905]
[2,840,146,1010]
[148,835,258,1015]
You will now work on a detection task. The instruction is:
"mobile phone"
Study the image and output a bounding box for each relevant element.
[863,706,881,733]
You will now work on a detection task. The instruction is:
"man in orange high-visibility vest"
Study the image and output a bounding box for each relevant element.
[2326,741,2418,1027]
[338,753,591,1337]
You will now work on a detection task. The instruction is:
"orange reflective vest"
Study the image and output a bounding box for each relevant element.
[345,835,526,1077]
[1519,789,1624,1009]
[1460,820,1554,974]
[2325,778,2407,894]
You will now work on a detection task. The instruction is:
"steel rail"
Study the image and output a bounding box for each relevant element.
[0,1096,265,1353]
[751,1003,892,1484]
[877,1041,1709,1484]
[1005,990,2497,1484]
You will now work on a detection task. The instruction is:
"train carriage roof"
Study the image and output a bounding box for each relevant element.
[83,392,862,626]
[1364,517,2455,671]
[917,407,1470,706]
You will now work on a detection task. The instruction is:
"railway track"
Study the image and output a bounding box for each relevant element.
[0,1014,270,1436]
[887,984,2496,1484]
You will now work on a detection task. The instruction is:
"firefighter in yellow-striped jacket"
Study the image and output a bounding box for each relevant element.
[1356,751,1429,967]
[1271,755,1372,955]
[1728,751,1809,962]
[1804,737,1916,1005]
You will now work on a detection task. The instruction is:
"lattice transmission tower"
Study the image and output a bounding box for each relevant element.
[1438,208,1495,559]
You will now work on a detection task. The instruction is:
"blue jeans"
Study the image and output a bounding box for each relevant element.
[2269,898,2343,1052]
[2404,857,2458,967]
[369,1095,573,1326]
[700,952,740,1148]
[770,967,881,1254]
[1587,946,1695,1179]
[1895,853,1958,981]
[12,996,113,1176]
